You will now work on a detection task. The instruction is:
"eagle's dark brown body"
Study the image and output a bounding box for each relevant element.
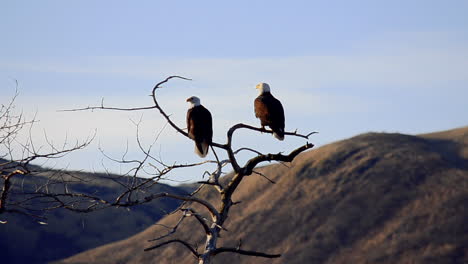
[187,105,213,157]
[254,91,285,140]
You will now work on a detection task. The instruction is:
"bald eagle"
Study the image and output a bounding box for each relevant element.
[254,83,285,140]
[186,96,213,157]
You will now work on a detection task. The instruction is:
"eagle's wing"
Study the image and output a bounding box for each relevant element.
[254,96,269,124]
[186,108,194,139]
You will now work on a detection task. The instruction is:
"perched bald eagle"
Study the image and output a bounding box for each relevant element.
[254,83,285,140]
[186,96,213,157]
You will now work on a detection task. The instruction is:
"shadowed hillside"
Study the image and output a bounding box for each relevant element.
[57,127,468,264]
[0,170,192,264]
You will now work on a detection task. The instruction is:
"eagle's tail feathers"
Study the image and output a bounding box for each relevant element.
[273,128,285,141]
[195,141,209,158]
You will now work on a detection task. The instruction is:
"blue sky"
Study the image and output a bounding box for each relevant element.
[1,1,467,182]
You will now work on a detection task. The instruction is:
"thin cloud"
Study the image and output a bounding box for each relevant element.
[2,43,467,92]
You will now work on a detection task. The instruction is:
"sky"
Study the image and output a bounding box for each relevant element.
[1,0,468,183]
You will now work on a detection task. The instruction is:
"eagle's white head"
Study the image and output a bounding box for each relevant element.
[186,96,201,108]
[256,82,270,95]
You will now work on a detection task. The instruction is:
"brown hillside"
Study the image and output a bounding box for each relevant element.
[57,127,468,264]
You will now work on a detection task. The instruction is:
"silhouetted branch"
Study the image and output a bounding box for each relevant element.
[151,76,192,138]
[184,208,212,234]
[234,147,263,155]
[243,142,314,176]
[219,142,314,224]
[212,247,281,258]
[221,123,316,173]
[144,239,199,257]
[148,207,213,242]
[252,170,276,184]
[149,213,187,242]
[60,105,157,112]
[124,192,220,221]
[227,123,317,141]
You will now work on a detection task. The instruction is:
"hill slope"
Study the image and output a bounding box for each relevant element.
[58,127,468,264]
[0,169,191,264]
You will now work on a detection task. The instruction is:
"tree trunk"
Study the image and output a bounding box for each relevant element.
[198,226,220,264]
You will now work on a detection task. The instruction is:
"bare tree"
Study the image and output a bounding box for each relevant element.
[0,86,94,220]
[64,76,316,264]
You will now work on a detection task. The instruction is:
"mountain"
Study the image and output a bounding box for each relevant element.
[0,169,192,264]
[55,126,468,264]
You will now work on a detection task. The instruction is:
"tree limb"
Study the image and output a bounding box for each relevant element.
[252,170,275,184]
[212,247,281,258]
[243,142,314,176]
[148,213,187,242]
[226,123,317,141]
[59,105,157,112]
[218,142,314,225]
[221,123,316,173]
[184,208,213,235]
[150,76,192,138]
[144,239,199,257]
[128,192,220,222]
[0,169,25,213]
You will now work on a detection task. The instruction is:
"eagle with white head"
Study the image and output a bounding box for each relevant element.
[186,96,213,157]
[254,83,285,140]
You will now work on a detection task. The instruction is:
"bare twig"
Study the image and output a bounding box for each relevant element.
[212,247,281,258]
[149,213,187,242]
[234,147,263,156]
[150,76,192,138]
[252,170,276,184]
[59,105,157,112]
[144,239,199,257]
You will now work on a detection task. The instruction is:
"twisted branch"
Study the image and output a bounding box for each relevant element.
[151,76,192,138]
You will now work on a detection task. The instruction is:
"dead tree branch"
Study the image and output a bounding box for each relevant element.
[144,239,199,258]
[149,212,187,242]
[212,247,281,258]
[0,169,25,213]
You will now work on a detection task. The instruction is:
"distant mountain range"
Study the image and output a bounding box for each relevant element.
[0,169,192,264]
[54,126,468,264]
